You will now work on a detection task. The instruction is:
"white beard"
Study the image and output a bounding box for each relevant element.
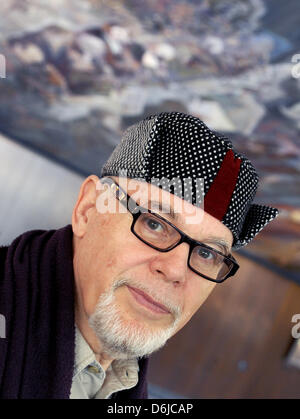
[88,278,182,360]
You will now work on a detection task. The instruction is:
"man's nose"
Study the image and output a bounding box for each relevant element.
[148,242,190,285]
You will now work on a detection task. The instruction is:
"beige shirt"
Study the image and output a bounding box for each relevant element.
[69,326,139,399]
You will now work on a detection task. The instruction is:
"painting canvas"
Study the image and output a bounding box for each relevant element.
[0,0,299,282]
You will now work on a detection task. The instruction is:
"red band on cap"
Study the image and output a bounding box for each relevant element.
[204,149,241,221]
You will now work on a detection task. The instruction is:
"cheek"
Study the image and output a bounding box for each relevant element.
[74,224,119,314]
[106,257,117,269]
[77,237,139,316]
[75,245,105,316]
[108,227,153,268]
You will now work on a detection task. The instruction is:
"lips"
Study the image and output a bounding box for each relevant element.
[127,285,170,314]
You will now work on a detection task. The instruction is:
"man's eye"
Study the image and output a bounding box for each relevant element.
[145,218,164,232]
[197,248,214,260]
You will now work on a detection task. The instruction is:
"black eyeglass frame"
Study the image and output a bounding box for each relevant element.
[100,176,240,283]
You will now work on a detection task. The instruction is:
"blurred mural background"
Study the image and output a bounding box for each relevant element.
[0,0,299,398]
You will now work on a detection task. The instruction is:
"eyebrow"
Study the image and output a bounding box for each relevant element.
[202,237,231,256]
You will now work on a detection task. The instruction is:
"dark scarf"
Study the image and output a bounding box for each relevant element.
[0,224,148,399]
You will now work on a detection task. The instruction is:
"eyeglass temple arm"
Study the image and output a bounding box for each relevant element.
[101,177,130,209]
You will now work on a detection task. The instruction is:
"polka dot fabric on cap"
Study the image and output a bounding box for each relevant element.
[100,117,157,178]
[101,111,279,249]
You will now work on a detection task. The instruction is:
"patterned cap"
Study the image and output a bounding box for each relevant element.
[101,112,279,249]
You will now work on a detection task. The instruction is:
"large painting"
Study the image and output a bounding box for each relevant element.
[0,0,299,279]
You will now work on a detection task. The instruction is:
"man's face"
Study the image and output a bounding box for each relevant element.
[72,175,233,359]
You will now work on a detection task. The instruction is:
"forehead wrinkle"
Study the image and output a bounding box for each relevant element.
[147,199,183,224]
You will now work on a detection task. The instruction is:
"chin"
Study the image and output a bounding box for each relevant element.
[89,302,179,359]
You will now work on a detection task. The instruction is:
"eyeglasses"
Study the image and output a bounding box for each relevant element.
[100,177,240,283]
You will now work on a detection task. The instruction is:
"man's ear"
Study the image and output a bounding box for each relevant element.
[72,175,100,238]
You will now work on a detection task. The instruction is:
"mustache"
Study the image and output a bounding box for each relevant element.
[112,277,182,319]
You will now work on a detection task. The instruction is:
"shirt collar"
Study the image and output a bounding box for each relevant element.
[73,325,140,393]
[73,325,97,378]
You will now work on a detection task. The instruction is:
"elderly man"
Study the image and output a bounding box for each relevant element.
[0,112,278,399]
